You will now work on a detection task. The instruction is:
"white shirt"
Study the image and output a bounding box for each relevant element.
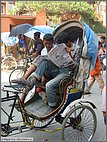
[41,47,48,55]
[41,44,56,56]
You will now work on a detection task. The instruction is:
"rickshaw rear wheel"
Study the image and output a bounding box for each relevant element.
[32,117,54,128]
[61,104,97,141]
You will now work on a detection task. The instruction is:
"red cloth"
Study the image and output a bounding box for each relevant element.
[90,56,101,76]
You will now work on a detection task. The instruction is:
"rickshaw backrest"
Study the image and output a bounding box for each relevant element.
[71,36,91,90]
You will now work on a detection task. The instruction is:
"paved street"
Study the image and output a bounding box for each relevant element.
[1,70,106,141]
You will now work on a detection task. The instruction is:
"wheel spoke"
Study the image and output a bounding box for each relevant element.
[33,117,54,128]
[61,105,97,141]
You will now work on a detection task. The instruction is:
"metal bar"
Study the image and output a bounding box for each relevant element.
[1,107,11,118]
[1,96,17,102]
[7,98,17,124]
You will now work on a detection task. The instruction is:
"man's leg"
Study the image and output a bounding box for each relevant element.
[20,60,58,103]
[84,75,95,93]
[11,64,36,83]
[23,64,36,79]
[46,73,70,107]
[95,74,105,91]
[33,60,59,80]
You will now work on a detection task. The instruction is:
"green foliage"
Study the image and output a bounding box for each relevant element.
[14,1,46,14]
[15,1,96,18]
[81,14,106,33]
[9,10,14,15]
[14,1,105,33]
[92,21,106,33]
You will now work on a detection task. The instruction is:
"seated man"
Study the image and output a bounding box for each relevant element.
[11,33,57,103]
[12,34,54,83]
[11,33,76,108]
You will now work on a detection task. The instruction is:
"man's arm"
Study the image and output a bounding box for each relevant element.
[65,47,74,61]
[32,43,44,58]
[32,51,40,58]
[28,39,35,53]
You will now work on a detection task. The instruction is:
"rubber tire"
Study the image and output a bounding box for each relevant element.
[61,104,97,141]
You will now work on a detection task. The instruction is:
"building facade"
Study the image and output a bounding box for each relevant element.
[1,1,106,32]
[1,1,46,33]
[95,1,106,27]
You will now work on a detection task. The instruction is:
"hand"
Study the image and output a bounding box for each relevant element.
[65,47,71,53]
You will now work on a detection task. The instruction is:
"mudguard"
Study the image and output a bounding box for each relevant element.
[61,98,97,117]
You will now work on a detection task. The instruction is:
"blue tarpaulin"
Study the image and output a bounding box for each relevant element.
[24,25,54,39]
[82,22,98,69]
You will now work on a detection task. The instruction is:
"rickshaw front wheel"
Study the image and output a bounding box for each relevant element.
[1,124,10,137]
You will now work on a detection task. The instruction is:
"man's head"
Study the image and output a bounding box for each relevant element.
[100,36,105,44]
[34,32,41,40]
[57,32,72,48]
[43,34,53,51]
[18,33,24,39]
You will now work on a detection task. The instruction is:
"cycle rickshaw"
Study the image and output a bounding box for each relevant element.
[1,19,97,141]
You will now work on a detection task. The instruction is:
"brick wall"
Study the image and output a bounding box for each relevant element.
[35,10,46,25]
[1,10,46,32]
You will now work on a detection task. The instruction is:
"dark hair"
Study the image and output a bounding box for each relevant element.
[98,41,102,45]
[19,33,24,39]
[34,32,41,38]
[20,33,23,36]
[100,36,105,40]
[43,33,53,41]
[57,32,71,44]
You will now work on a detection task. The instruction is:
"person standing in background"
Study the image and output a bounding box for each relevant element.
[100,36,106,68]
[100,36,106,49]
[84,41,105,94]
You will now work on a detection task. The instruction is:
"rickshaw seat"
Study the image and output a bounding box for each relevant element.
[24,76,71,120]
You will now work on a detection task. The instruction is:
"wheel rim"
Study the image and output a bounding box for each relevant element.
[61,105,97,141]
[1,124,9,137]
[2,57,17,70]
[9,68,25,91]
[1,130,9,137]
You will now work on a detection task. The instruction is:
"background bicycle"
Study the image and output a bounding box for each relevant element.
[1,45,18,71]
[9,55,32,89]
